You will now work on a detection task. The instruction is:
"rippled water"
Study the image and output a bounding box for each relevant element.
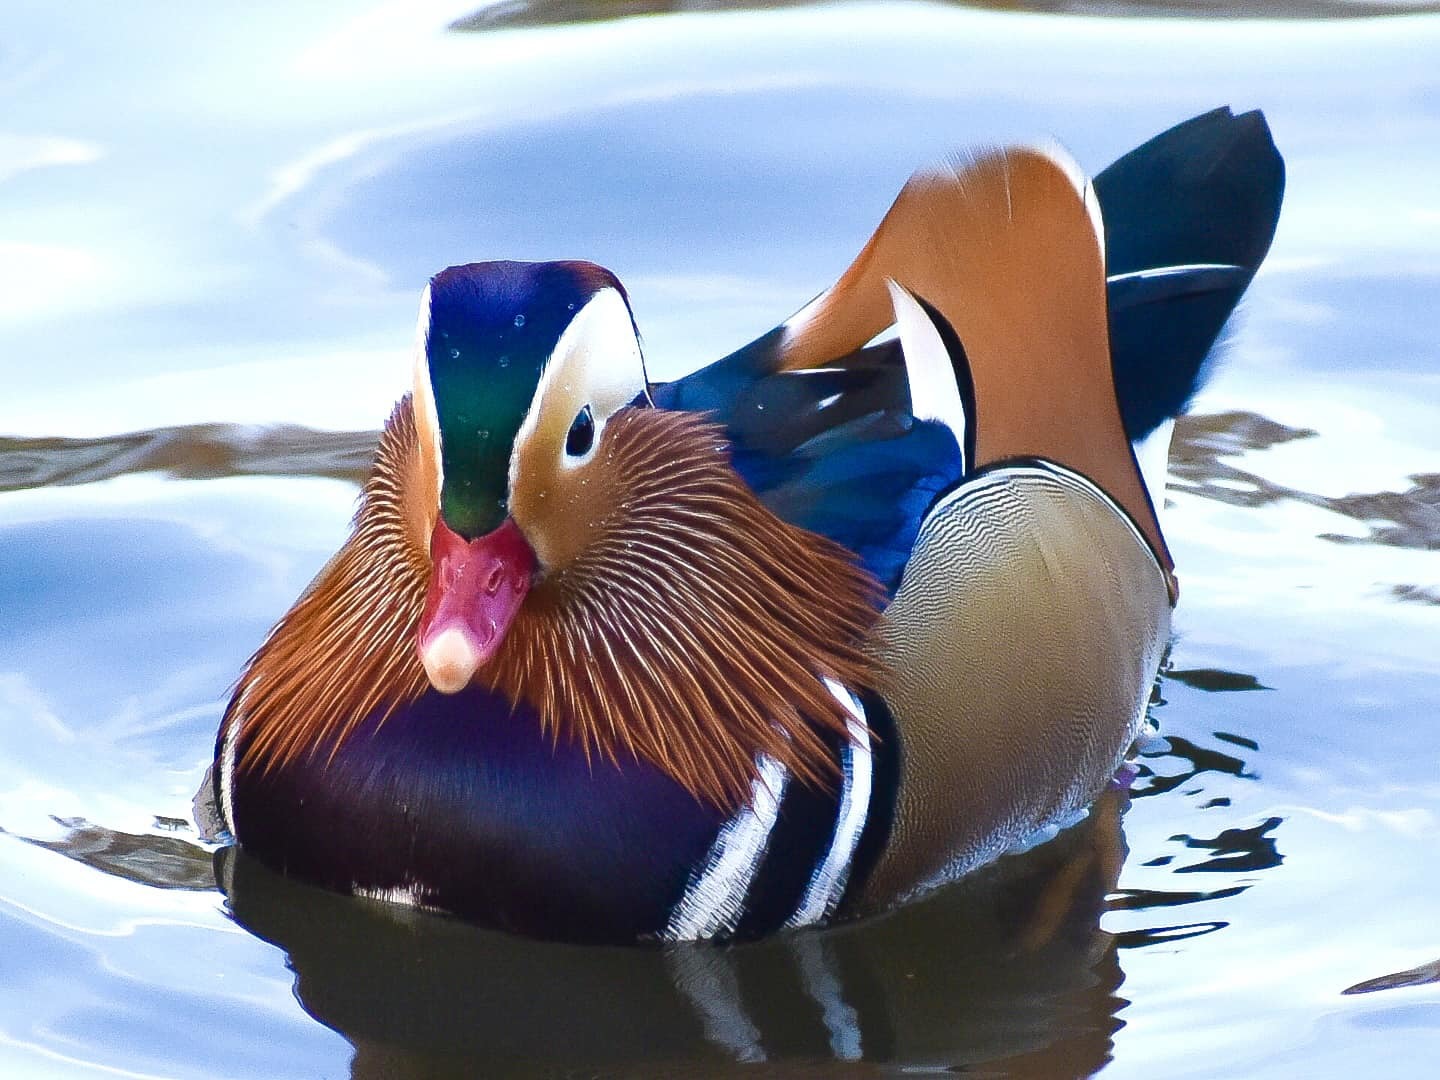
[3,2,1439,1076]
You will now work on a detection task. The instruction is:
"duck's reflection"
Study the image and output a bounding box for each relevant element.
[217,787,1132,1076]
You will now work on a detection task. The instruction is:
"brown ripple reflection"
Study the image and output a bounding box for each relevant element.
[5,411,1436,552]
[5,818,214,891]
[0,424,378,493]
[448,0,1440,33]
[1172,410,1440,551]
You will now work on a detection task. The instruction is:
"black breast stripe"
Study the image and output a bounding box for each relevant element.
[732,726,849,939]
[836,688,899,916]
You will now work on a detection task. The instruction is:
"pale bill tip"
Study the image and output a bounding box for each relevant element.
[420,626,479,695]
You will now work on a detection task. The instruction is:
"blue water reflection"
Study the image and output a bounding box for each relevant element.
[2,1,1439,1076]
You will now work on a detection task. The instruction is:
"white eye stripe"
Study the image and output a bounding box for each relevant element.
[510,287,646,486]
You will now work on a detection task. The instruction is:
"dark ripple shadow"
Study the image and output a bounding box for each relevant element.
[1113,664,1284,934]
[1108,802,1277,931]
[1111,920,1229,949]
[449,0,1440,33]
[1132,733,1255,800]
[1392,584,1440,606]
[1169,816,1284,875]
[1344,958,1440,995]
[1166,667,1271,693]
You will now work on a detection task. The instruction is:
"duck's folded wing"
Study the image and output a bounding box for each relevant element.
[658,139,1165,589]
[855,144,1174,909]
[654,347,963,595]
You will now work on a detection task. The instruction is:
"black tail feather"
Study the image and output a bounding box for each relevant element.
[1096,107,1286,439]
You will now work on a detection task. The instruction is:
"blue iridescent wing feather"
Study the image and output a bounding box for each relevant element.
[653,342,961,595]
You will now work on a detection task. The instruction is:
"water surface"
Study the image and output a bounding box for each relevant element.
[3,2,1439,1076]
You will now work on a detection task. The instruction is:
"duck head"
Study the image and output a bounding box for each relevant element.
[230,260,882,809]
[411,261,647,693]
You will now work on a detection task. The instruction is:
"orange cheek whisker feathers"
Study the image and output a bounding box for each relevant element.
[230,397,431,779]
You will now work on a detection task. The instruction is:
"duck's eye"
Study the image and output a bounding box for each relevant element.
[565,404,595,458]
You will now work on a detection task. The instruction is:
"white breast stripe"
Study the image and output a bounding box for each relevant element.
[787,681,872,928]
[664,755,788,941]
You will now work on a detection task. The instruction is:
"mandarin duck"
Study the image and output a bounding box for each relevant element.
[209,107,1284,943]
